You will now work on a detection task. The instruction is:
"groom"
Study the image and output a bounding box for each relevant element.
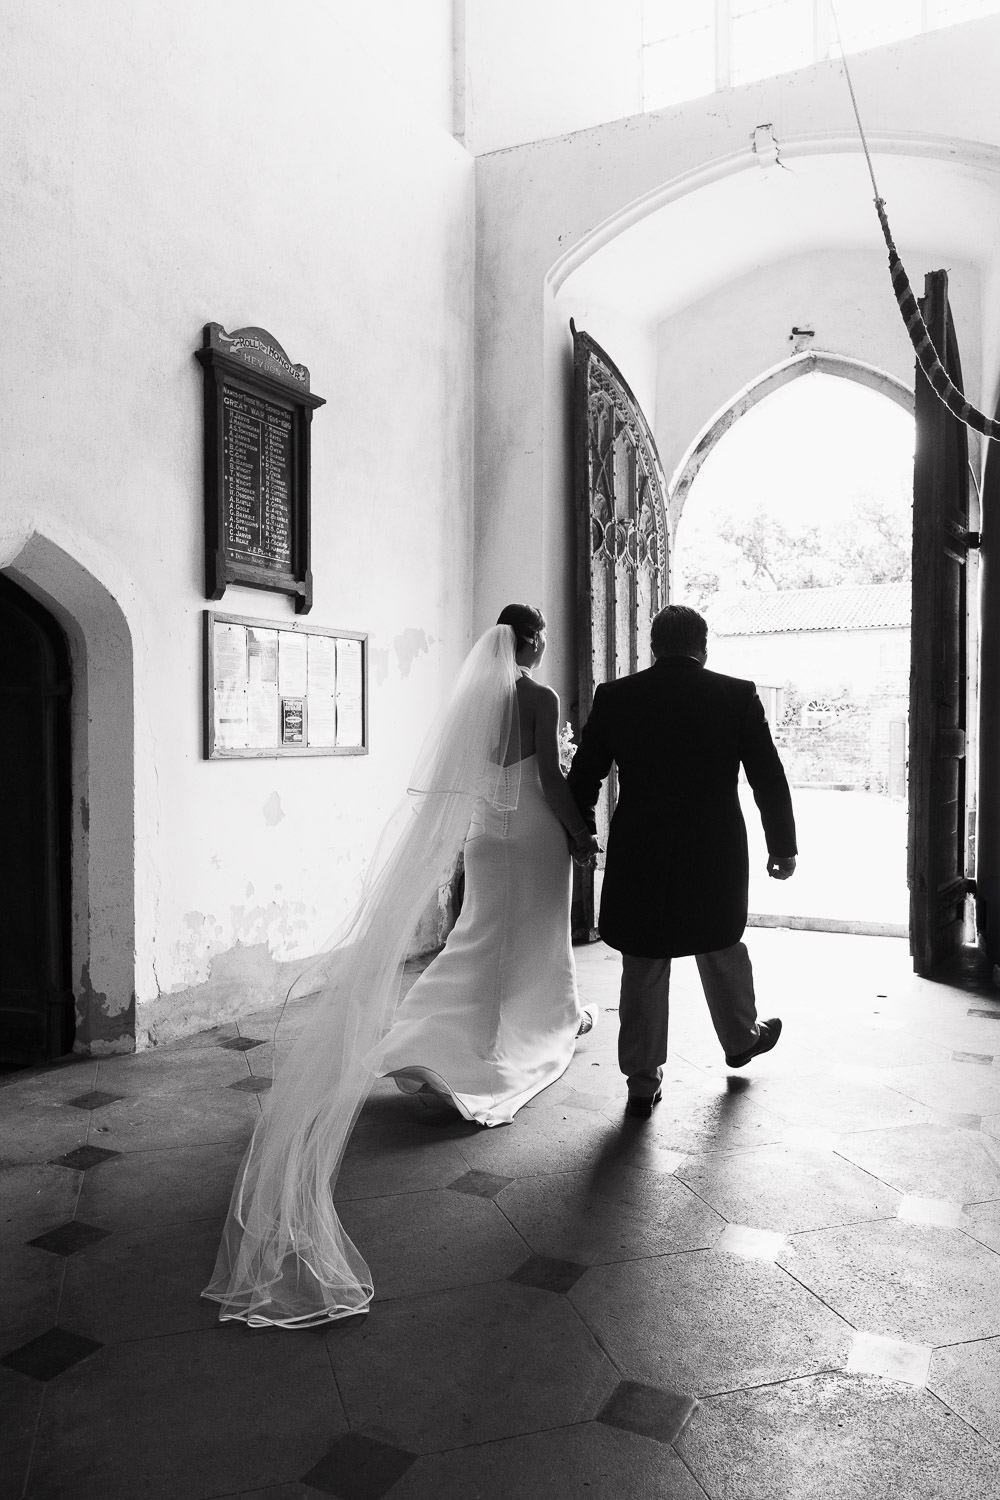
[568,605,797,1118]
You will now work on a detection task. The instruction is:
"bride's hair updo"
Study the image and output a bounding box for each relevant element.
[497,603,545,652]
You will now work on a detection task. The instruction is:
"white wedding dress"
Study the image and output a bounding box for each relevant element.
[380,753,581,1125]
[203,626,582,1327]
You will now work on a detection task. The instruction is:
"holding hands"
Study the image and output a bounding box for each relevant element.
[571,829,602,868]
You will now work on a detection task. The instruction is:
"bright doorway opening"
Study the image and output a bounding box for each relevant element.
[672,371,915,934]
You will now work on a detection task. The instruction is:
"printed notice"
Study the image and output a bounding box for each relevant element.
[307,635,338,748]
[281,697,305,744]
[213,621,248,692]
[207,613,366,758]
[277,630,308,698]
[213,621,249,749]
[336,637,364,747]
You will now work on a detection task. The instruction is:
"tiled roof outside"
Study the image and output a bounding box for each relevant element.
[704,582,911,637]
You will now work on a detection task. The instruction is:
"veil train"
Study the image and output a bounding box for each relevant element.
[203,625,521,1327]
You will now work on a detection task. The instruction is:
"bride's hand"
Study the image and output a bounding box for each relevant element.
[571,832,601,867]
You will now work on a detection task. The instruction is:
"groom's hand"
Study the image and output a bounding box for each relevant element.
[767,855,796,880]
[572,833,602,868]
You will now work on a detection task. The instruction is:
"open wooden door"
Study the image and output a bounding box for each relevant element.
[974,389,1000,967]
[571,323,669,935]
[908,270,977,974]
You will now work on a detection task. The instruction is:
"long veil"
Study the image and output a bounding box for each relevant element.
[202,625,521,1327]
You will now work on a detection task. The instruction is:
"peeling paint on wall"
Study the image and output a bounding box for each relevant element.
[74,961,136,1055]
[169,901,313,993]
[393,628,429,677]
[263,792,285,826]
[136,940,305,1048]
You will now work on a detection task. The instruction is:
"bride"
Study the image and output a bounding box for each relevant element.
[203,605,601,1327]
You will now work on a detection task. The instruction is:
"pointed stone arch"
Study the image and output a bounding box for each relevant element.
[2,532,136,1053]
[665,352,914,536]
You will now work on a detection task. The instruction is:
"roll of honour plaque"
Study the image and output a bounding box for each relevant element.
[196,323,325,613]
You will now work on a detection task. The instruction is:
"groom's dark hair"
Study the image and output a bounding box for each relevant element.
[651,605,708,660]
[497,603,545,652]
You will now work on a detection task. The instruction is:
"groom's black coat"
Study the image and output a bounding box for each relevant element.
[568,656,797,958]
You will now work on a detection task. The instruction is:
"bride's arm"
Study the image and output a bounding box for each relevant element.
[533,686,601,859]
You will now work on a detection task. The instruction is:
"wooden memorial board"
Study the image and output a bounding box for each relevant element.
[196,323,325,613]
[204,611,367,759]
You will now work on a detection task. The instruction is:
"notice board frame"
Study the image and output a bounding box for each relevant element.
[196,323,325,615]
[204,610,368,760]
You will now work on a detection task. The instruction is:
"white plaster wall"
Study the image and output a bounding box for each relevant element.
[473,18,1000,715]
[0,0,474,1047]
[463,0,643,155]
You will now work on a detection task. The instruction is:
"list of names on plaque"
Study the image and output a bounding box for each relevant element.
[222,386,293,572]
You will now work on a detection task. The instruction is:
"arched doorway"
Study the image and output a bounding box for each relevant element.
[0,575,74,1059]
[670,362,915,936]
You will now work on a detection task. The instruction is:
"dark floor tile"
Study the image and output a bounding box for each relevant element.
[337,1188,528,1302]
[678,1371,999,1500]
[928,1335,1000,1449]
[386,1421,708,1500]
[27,1328,346,1500]
[964,1200,1000,1255]
[447,1169,512,1199]
[508,1254,587,1294]
[597,1379,697,1444]
[968,1008,1000,1020]
[0,1367,44,1500]
[779,1218,1000,1345]
[96,1047,249,1095]
[572,1252,853,1396]
[58,1218,224,1342]
[1,1326,102,1381]
[4,1101,91,1165]
[834,1122,1000,1202]
[413,1104,469,1128]
[65,1090,127,1111]
[301,1432,418,1499]
[879,1060,1000,1116]
[76,1139,247,1232]
[952,1051,994,1065]
[0,1245,65,1357]
[336,1123,472,1201]
[455,1099,620,1178]
[49,1144,121,1172]
[228,1488,319,1500]
[227,1075,272,1093]
[324,1281,618,1453]
[83,1088,258,1154]
[26,1221,111,1256]
[676,1140,899,1234]
[500,1164,725,1266]
[218,1036,266,1051]
[0,1162,81,1249]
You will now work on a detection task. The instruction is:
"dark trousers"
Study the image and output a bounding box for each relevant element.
[618,942,760,1098]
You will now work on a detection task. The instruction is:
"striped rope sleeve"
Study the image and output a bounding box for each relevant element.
[876,199,1000,442]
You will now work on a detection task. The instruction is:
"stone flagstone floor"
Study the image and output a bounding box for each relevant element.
[3,929,1000,1499]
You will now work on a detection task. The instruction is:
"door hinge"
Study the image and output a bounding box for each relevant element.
[967,530,981,549]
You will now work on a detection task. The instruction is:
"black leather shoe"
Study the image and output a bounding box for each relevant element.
[725,1018,782,1069]
[625,1089,662,1119]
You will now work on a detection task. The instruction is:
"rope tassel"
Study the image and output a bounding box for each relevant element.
[876,200,1000,441]
[827,0,999,440]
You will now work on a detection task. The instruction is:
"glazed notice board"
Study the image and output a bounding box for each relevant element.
[204,612,367,759]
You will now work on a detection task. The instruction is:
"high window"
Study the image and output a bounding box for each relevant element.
[642,0,1000,110]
